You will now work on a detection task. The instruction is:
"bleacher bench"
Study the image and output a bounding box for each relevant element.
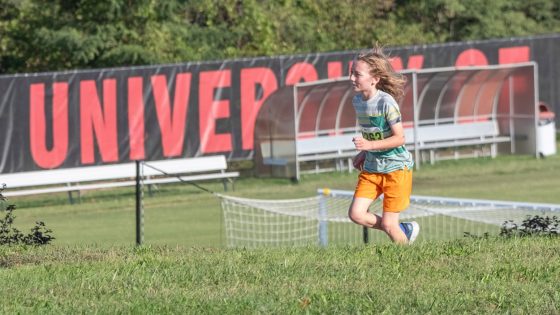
[294,120,511,171]
[404,120,511,163]
[0,155,239,200]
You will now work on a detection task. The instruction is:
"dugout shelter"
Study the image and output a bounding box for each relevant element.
[254,63,539,180]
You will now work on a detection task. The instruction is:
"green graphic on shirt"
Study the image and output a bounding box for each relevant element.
[368,116,387,129]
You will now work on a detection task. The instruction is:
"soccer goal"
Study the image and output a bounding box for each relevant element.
[220,189,560,248]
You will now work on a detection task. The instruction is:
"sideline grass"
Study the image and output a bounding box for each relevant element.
[0,237,558,313]
[5,152,560,247]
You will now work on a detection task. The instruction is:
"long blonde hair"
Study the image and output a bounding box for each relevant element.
[356,45,406,102]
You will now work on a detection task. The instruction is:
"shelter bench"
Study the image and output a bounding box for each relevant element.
[0,155,239,201]
[294,120,511,172]
[405,120,511,164]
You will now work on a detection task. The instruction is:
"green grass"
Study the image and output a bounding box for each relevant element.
[1,152,560,313]
[0,237,558,313]
[5,152,560,247]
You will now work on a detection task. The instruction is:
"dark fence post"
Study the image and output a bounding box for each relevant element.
[135,160,144,246]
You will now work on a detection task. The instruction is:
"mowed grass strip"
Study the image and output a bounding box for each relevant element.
[0,236,558,314]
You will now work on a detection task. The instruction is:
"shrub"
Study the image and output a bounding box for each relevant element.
[0,185,55,246]
[500,215,560,237]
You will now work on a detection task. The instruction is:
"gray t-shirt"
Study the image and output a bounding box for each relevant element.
[352,90,414,173]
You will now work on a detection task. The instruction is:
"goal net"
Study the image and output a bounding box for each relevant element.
[220,189,560,248]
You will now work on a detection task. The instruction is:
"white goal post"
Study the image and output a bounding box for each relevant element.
[220,189,560,248]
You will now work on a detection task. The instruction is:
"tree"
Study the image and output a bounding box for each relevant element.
[1,0,559,74]
[1,0,184,73]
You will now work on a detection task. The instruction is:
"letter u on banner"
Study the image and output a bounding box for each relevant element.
[30,82,69,169]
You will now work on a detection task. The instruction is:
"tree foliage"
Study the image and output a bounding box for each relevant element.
[1,0,559,74]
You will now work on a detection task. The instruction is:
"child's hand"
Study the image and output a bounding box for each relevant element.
[352,136,371,150]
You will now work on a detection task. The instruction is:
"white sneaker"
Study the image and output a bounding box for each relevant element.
[399,221,420,244]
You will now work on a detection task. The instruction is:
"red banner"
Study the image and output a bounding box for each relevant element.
[0,34,558,173]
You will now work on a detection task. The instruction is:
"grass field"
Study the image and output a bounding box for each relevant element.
[6,151,560,247]
[1,150,560,313]
[0,237,558,313]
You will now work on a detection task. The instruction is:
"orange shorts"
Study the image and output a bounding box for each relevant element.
[354,167,413,212]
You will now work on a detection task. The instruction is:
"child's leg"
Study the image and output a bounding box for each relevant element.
[350,172,383,229]
[348,197,383,229]
[380,167,413,244]
[380,211,408,244]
